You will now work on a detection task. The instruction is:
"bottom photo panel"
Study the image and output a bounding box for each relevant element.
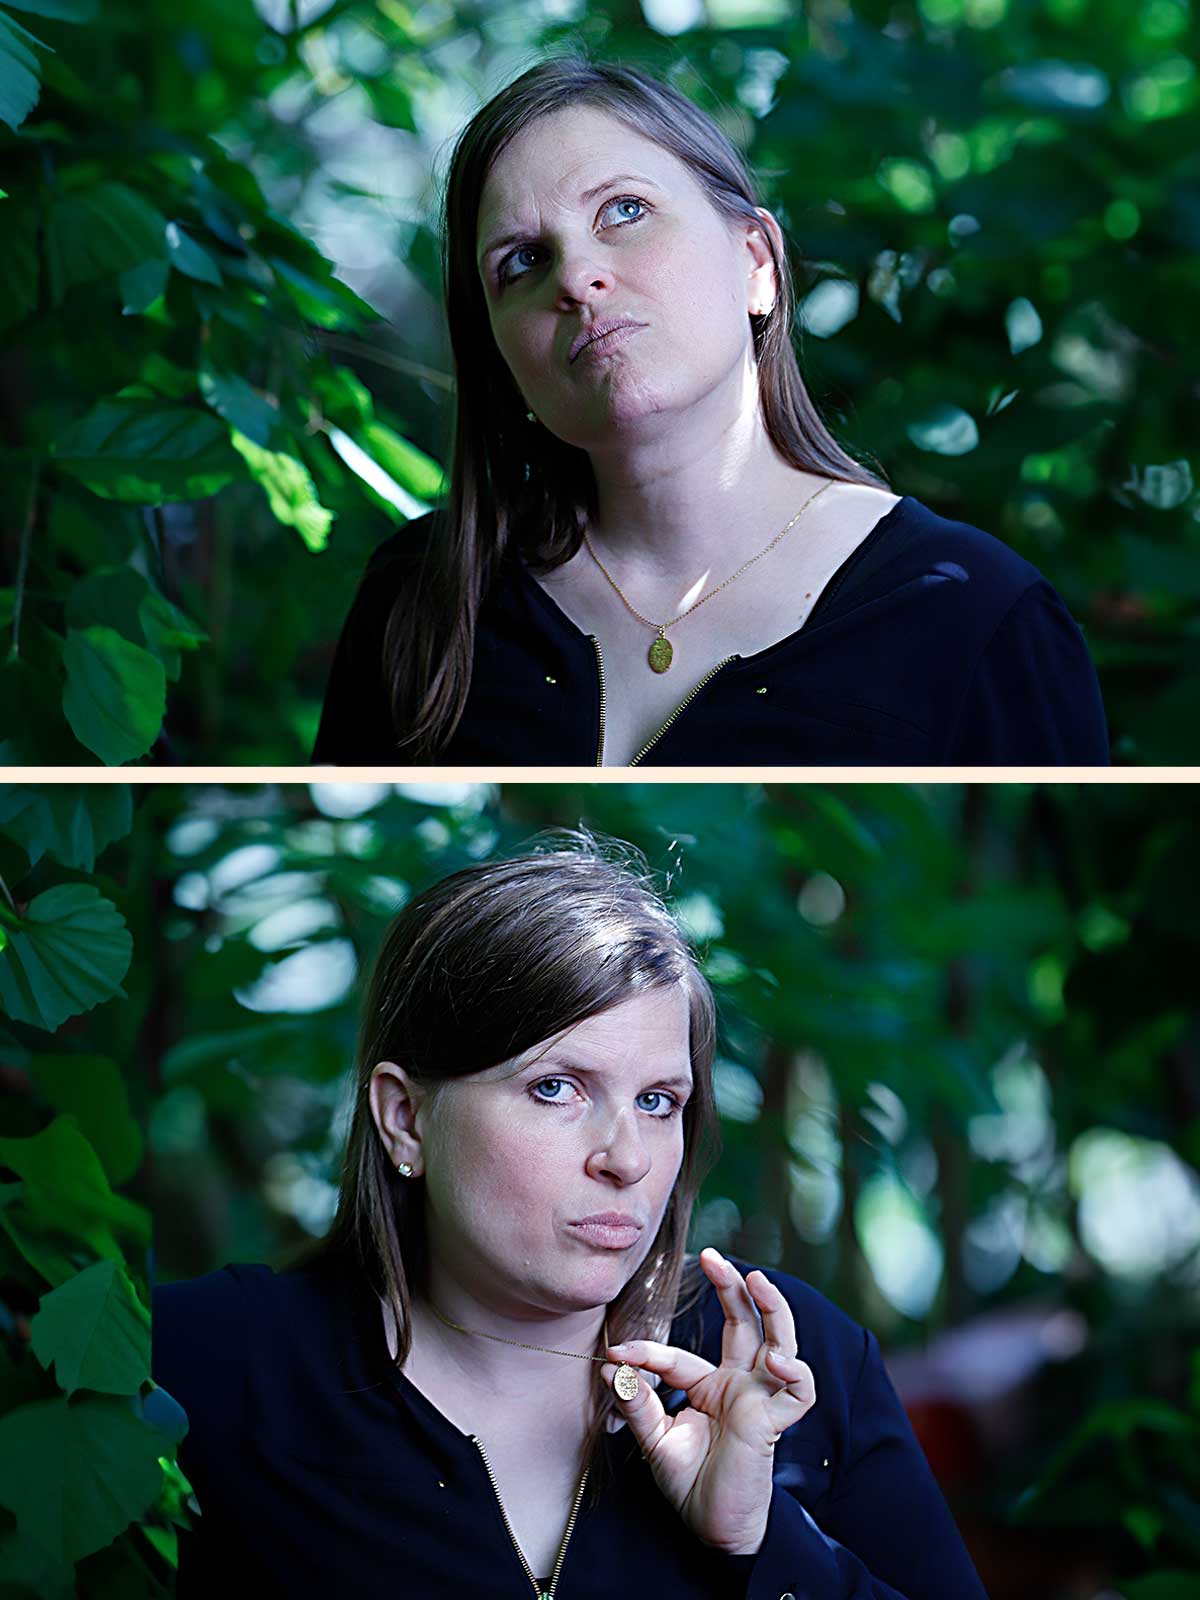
[0,780,1196,1600]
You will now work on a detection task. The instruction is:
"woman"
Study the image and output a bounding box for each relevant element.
[152,835,990,1598]
[311,54,1108,767]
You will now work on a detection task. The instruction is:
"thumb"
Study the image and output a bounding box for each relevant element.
[603,1357,666,1444]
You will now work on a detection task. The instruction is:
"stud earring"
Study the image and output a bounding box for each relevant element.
[396,1162,414,1177]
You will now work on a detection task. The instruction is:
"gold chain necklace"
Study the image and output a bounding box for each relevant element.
[581,478,836,673]
[426,1299,641,1399]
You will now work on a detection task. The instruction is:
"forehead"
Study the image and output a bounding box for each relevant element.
[490,986,695,1080]
[476,104,685,231]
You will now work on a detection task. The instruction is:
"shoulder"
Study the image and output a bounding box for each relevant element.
[886,495,1046,603]
[150,1264,273,1440]
[357,508,445,585]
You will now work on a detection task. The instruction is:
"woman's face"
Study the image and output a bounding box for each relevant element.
[375,983,694,1321]
[474,103,780,449]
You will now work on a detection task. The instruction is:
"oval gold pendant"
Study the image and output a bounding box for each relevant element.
[614,1363,640,1400]
[648,634,673,673]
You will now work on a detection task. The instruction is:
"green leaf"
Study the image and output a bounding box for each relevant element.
[62,625,165,764]
[44,183,167,305]
[0,785,132,870]
[66,566,148,645]
[0,9,48,133]
[165,219,222,285]
[0,1392,164,1565]
[199,366,283,448]
[52,398,241,501]
[3,1,98,17]
[0,883,131,1030]
[906,404,980,455]
[66,565,206,683]
[119,256,169,315]
[229,429,335,550]
[31,1259,149,1397]
[25,1055,143,1187]
[361,419,447,501]
[0,1116,148,1264]
[269,255,376,329]
[138,589,207,681]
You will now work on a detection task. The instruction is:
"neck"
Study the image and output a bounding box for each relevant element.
[582,388,830,590]
[412,1288,608,1410]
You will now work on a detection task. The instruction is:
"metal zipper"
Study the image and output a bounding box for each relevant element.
[589,636,607,766]
[629,655,739,766]
[470,1433,588,1600]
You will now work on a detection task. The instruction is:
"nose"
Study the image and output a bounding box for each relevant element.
[586,1107,653,1183]
[551,250,613,310]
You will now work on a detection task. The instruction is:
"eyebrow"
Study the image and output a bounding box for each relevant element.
[478,172,660,267]
[524,1055,693,1096]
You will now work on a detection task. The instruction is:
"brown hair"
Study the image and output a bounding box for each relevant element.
[384,49,891,759]
[277,827,724,1508]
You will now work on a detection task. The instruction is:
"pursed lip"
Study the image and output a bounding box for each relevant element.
[572,1213,644,1229]
[568,318,645,365]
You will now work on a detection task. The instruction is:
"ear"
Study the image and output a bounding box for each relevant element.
[369,1060,426,1170]
[745,206,783,314]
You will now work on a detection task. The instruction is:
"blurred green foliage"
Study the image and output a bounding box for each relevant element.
[0,780,1198,1596]
[2,0,1198,762]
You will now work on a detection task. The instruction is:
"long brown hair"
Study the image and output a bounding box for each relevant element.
[384,50,891,759]
[276,828,724,1508]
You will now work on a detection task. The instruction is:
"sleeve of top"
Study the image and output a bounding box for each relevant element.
[310,542,414,766]
[151,1267,257,1599]
[942,578,1110,765]
[725,1327,991,1600]
[151,1268,252,1473]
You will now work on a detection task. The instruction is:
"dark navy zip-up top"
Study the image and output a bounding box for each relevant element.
[310,496,1109,766]
[151,1245,991,1599]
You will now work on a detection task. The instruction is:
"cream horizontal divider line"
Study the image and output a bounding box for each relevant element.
[0,768,1194,784]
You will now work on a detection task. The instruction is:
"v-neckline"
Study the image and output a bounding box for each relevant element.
[512,494,913,667]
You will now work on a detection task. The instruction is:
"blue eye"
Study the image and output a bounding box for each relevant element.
[497,195,650,287]
[528,1077,682,1118]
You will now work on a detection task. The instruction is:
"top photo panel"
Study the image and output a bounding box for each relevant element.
[4,6,1193,768]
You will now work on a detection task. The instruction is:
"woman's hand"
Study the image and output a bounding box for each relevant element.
[601,1248,816,1556]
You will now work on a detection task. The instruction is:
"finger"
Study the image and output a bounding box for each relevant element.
[761,1355,818,1440]
[601,1358,671,1457]
[606,1339,715,1392]
[744,1269,799,1365]
[700,1248,771,1368]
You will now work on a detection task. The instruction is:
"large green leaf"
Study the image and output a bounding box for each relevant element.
[361,419,447,501]
[25,1054,143,1187]
[164,219,222,284]
[62,625,165,764]
[0,785,133,870]
[0,1392,165,1565]
[0,883,131,1031]
[30,1259,149,1397]
[0,1117,148,1276]
[51,398,240,502]
[138,588,208,680]
[230,429,335,550]
[66,566,206,683]
[44,183,168,305]
[0,9,47,133]
[200,366,284,449]
[3,1,98,17]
